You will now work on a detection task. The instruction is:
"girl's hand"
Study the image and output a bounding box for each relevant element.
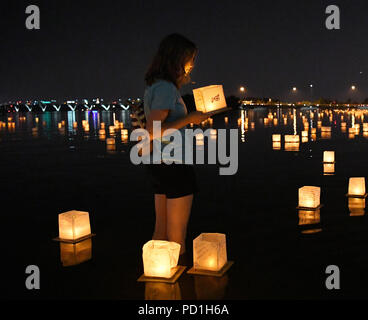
[187,111,210,125]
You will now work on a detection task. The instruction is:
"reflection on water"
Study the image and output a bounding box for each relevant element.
[145,282,182,300]
[60,238,92,267]
[194,275,229,300]
[298,209,322,234]
[348,198,366,216]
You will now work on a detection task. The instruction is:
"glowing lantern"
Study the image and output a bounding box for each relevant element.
[302,137,308,143]
[82,120,87,126]
[302,131,308,137]
[272,134,281,142]
[99,129,105,135]
[73,122,78,128]
[321,132,331,139]
[58,210,92,242]
[341,122,347,127]
[60,238,92,267]
[250,122,255,129]
[348,178,366,197]
[119,122,124,129]
[193,85,227,113]
[285,142,299,152]
[58,123,62,129]
[321,126,331,132]
[224,117,228,124]
[311,128,316,134]
[142,240,181,278]
[363,123,368,132]
[35,117,39,123]
[323,151,335,163]
[317,121,322,128]
[193,233,227,272]
[283,118,288,125]
[298,186,321,209]
[84,124,89,131]
[100,122,105,129]
[285,135,300,143]
[121,129,128,137]
[109,126,115,134]
[273,118,278,126]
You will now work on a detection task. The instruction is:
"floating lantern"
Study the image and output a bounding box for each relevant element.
[106,138,115,145]
[109,125,115,134]
[273,118,278,126]
[323,163,335,175]
[283,118,288,125]
[193,85,227,113]
[302,136,308,143]
[363,123,368,132]
[323,151,335,163]
[84,124,89,131]
[298,186,321,209]
[58,123,62,129]
[311,128,316,134]
[250,122,255,129]
[321,132,331,139]
[60,238,92,267]
[321,126,331,132]
[348,198,366,216]
[119,122,124,129]
[192,233,227,272]
[57,210,92,242]
[82,120,87,126]
[142,240,181,278]
[99,129,105,135]
[121,129,128,137]
[224,117,228,124]
[284,135,300,143]
[35,117,39,123]
[272,134,281,142]
[347,178,366,198]
[302,131,308,137]
[317,121,322,127]
[73,122,78,128]
[341,122,347,127]
[364,131,368,138]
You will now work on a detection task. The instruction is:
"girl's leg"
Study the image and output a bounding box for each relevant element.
[153,194,168,240]
[166,194,193,255]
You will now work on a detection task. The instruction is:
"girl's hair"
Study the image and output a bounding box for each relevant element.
[145,33,198,88]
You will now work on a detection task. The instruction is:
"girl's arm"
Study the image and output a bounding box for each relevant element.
[146,109,209,140]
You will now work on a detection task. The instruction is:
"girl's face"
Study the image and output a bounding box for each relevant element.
[184,54,195,75]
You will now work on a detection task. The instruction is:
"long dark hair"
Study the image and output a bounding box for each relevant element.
[145,33,198,89]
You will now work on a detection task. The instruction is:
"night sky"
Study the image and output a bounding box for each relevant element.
[1,0,368,102]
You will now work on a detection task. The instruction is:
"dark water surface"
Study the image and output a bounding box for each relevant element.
[1,108,368,300]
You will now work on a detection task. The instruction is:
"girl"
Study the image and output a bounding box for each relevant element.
[144,33,209,256]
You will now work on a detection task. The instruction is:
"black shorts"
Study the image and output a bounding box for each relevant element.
[145,163,198,199]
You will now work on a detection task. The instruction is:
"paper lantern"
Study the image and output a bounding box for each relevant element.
[272,134,281,142]
[193,233,227,272]
[250,122,255,129]
[193,85,227,113]
[348,198,366,216]
[348,177,366,197]
[109,125,115,133]
[99,129,105,135]
[73,122,78,128]
[82,120,87,126]
[142,240,180,278]
[311,128,317,134]
[58,123,62,129]
[100,122,105,129]
[60,238,92,267]
[323,151,335,163]
[273,118,278,126]
[317,121,322,127]
[321,126,331,132]
[121,129,128,136]
[284,135,300,143]
[298,186,321,209]
[302,137,308,143]
[58,210,92,242]
[84,124,89,131]
[302,131,308,137]
[283,118,288,125]
[363,123,368,132]
[321,132,331,139]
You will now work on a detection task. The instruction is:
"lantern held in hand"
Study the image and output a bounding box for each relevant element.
[193,85,227,113]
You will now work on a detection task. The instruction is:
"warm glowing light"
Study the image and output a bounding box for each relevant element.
[348,177,366,197]
[193,233,227,272]
[284,135,300,143]
[142,240,180,278]
[351,85,356,91]
[272,142,281,150]
[193,85,227,113]
[301,131,308,138]
[298,186,321,209]
[323,151,335,163]
[58,210,92,241]
[106,138,115,145]
[240,86,245,92]
[323,163,335,175]
[272,134,281,142]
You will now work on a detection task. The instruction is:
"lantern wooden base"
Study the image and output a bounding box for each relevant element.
[137,265,186,284]
[53,233,96,244]
[296,204,323,211]
[187,261,234,277]
[345,193,368,199]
